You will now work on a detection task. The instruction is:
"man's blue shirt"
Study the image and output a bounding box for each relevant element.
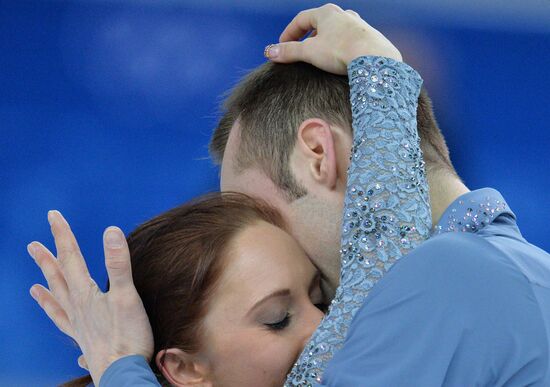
[320,188,550,386]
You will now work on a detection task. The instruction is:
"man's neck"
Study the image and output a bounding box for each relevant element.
[426,168,470,227]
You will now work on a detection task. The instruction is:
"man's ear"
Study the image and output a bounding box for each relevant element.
[295,118,338,190]
[156,348,212,387]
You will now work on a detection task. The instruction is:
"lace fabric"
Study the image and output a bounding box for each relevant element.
[285,56,432,386]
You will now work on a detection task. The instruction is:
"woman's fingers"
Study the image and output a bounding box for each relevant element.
[266,41,311,63]
[279,4,345,42]
[30,284,75,337]
[28,241,71,309]
[29,215,153,384]
[345,9,360,18]
[270,4,382,74]
[48,210,91,292]
[102,227,134,294]
[77,355,88,370]
[279,8,319,43]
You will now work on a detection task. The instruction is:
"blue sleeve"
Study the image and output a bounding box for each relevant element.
[99,355,160,387]
[286,56,432,385]
[320,232,549,386]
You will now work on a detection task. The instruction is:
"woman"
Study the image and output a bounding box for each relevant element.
[58,193,326,386]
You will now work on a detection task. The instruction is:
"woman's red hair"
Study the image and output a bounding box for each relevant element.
[63,192,284,386]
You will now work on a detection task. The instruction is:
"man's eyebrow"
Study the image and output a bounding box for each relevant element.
[247,289,291,316]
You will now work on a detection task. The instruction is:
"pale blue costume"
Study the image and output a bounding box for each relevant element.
[99,57,550,386]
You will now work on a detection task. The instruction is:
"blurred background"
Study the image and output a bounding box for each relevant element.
[1,0,549,385]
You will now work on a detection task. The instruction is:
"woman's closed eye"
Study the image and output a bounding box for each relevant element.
[265,312,292,331]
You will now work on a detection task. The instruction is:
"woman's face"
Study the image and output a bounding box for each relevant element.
[201,220,325,386]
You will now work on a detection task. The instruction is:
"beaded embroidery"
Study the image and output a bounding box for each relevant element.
[433,188,509,235]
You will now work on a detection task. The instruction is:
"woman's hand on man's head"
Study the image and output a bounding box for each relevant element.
[27,210,154,386]
[265,3,403,74]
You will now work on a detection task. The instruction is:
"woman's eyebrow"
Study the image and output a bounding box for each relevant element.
[247,289,291,316]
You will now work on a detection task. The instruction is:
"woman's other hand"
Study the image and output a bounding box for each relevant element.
[28,210,154,386]
[265,3,402,74]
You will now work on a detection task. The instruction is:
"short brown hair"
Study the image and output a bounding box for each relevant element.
[210,61,455,200]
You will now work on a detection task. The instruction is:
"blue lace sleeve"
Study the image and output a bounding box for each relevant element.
[285,56,432,386]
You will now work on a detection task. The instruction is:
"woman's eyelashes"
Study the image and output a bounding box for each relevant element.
[265,312,292,331]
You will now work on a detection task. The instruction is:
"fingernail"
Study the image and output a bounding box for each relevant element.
[105,227,124,248]
[29,286,38,300]
[27,243,36,258]
[264,44,279,59]
[47,210,57,225]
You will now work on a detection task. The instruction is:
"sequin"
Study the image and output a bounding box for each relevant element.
[433,190,509,236]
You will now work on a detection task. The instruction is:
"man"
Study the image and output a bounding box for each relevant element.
[29,4,550,386]
[211,7,550,386]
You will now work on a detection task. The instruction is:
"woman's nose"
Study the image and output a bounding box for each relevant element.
[301,305,324,345]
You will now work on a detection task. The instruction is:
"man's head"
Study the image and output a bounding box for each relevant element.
[211,61,455,298]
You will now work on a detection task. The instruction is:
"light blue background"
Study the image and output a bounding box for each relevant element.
[2,1,549,385]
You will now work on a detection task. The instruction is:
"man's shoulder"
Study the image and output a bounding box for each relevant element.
[341,232,549,387]
[369,231,534,313]
[413,230,505,263]
[396,231,523,283]
[351,231,549,385]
